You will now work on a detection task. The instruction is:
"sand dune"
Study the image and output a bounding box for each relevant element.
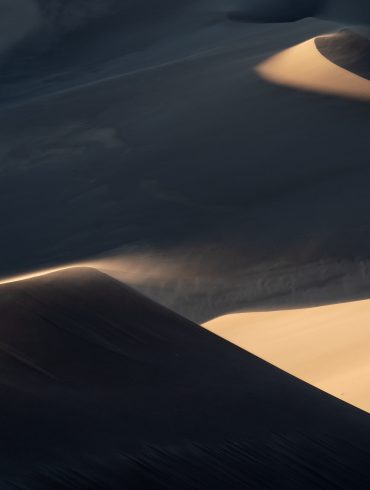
[0,266,369,487]
[257,33,370,101]
[205,299,370,412]
[233,0,370,25]
[2,6,370,322]
[315,29,370,80]
[3,13,370,323]
[1,2,370,487]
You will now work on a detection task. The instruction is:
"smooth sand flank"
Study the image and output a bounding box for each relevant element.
[204,299,370,412]
[4,267,370,487]
[256,35,370,101]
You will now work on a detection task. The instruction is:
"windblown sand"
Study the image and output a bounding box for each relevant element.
[205,299,370,412]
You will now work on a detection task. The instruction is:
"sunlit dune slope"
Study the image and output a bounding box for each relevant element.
[204,299,370,413]
[257,33,370,101]
[1,267,370,488]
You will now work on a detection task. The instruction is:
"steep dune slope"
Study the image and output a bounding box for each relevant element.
[315,29,370,79]
[0,267,370,488]
[204,299,370,412]
[257,31,370,101]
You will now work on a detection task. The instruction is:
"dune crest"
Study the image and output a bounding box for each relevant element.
[315,29,370,80]
[256,34,370,101]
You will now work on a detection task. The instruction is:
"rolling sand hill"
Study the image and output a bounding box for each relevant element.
[0,2,370,488]
[3,3,370,322]
[204,299,370,413]
[257,32,370,101]
[0,267,370,488]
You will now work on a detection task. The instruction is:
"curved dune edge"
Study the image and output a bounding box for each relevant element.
[5,264,370,413]
[0,263,88,285]
[256,35,370,101]
[204,299,370,413]
[0,255,172,286]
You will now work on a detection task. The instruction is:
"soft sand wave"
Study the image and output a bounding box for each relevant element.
[256,34,370,101]
[204,299,370,412]
[5,250,370,325]
[1,266,370,488]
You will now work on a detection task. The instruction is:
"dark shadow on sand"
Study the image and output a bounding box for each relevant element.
[315,30,370,81]
[1,267,370,488]
[228,0,322,23]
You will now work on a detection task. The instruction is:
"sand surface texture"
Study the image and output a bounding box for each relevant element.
[205,299,370,412]
[0,267,370,488]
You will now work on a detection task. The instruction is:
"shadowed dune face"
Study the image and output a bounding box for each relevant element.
[321,0,370,25]
[0,0,192,87]
[2,0,370,423]
[316,29,370,80]
[1,2,370,487]
[1,267,370,487]
[231,0,370,25]
[0,0,126,51]
[2,15,370,323]
[204,299,370,412]
[0,0,128,63]
[228,0,323,23]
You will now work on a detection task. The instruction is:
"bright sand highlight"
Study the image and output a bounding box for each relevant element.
[256,35,370,101]
[204,300,370,412]
[4,261,370,413]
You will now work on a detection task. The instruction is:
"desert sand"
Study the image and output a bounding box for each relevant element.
[205,299,370,412]
[0,5,367,317]
[257,34,370,100]
[2,11,370,322]
[2,1,370,487]
[0,266,370,488]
